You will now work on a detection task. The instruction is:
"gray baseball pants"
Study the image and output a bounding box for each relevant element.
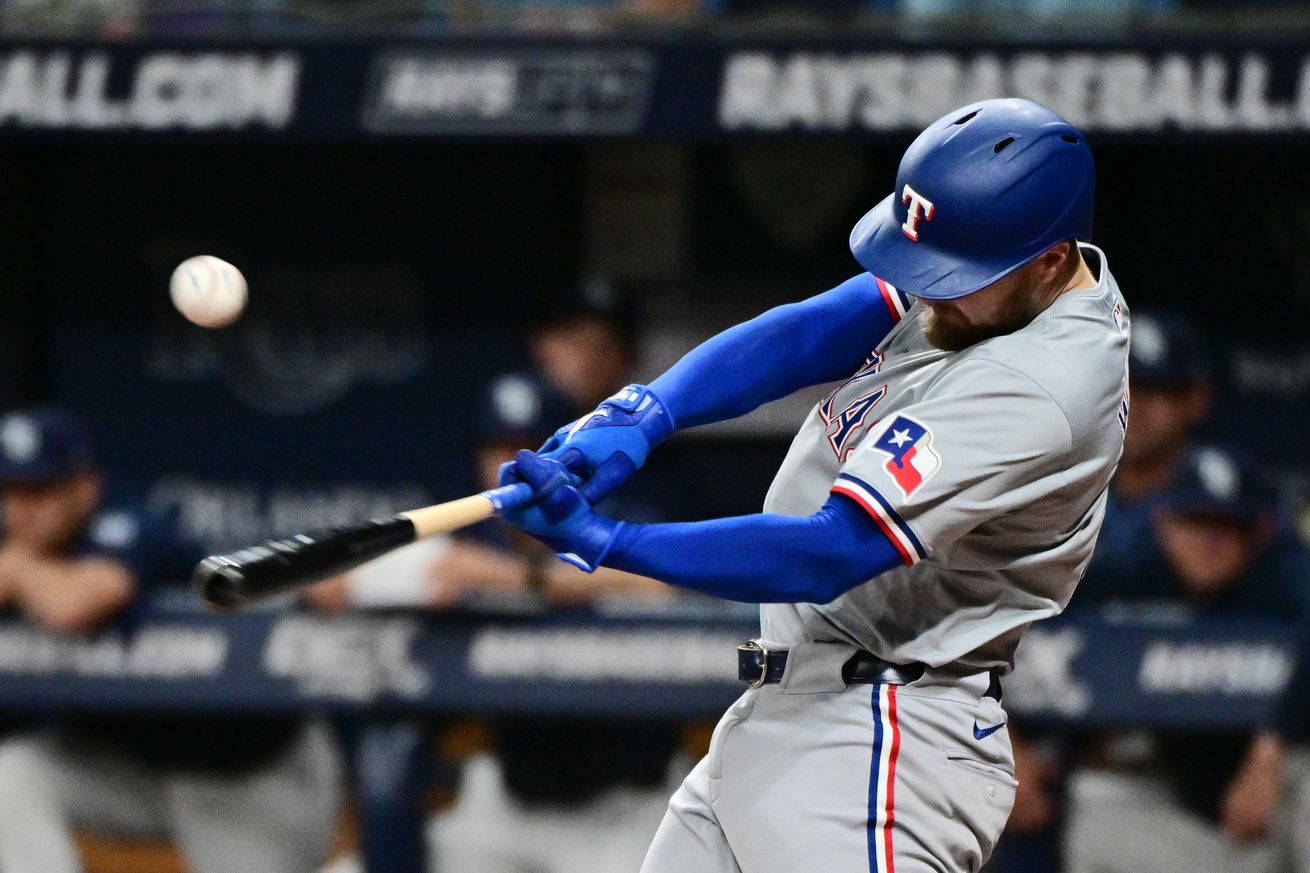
[0,719,341,873]
[640,643,1016,873]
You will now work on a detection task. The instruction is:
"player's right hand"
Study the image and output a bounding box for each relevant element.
[529,384,675,505]
[498,450,622,572]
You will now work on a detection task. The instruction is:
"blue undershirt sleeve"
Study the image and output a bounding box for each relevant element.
[649,273,899,429]
[602,493,903,603]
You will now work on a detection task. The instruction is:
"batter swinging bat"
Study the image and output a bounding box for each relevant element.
[194,482,536,611]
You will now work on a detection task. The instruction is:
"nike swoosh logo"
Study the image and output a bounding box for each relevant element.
[973,720,1006,740]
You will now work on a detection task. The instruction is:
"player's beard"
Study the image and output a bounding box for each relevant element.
[920,281,1049,352]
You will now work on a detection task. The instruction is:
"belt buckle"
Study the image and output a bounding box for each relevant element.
[739,639,771,688]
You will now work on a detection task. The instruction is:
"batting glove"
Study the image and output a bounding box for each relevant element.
[499,450,623,572]
[534,384,675,505]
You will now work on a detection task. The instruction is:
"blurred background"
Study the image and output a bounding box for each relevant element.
[0,1,1308,872]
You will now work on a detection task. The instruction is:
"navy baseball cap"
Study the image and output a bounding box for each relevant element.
[1129,312,1209,389]
[1159,446,1275,524]
[534,277,637,342]
[0,408,96,485]
[476,374,572,447]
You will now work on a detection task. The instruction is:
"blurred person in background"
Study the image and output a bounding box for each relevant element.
[993,311,1214,872]
[1254,631,1310,867]
[308,286,687,873]
[1064,445,1310,873]
[1088,311,1211,582]
[431,372,684,873]
[529,277,641,415]
[308,279,668,614]
[0,407,342,873]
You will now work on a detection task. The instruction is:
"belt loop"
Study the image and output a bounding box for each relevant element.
[776,641,859,693]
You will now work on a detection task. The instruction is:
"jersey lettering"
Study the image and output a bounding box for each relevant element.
[827,388,887,461]
[819,351,884,424]
[901,184,936,242]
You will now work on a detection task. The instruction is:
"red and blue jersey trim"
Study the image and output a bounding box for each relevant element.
[874,276,912,323]
[830,473,927,566]
[868,683,901,873]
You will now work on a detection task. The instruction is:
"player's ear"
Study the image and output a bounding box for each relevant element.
[1038,240,1076,285]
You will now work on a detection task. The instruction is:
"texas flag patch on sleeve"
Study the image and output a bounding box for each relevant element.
[868,414,941,497]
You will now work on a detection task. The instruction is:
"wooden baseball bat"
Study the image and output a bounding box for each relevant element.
[194,482,535,611]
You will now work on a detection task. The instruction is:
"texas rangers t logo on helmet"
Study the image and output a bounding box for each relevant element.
[900,184,935,242]
[869,414,941,496]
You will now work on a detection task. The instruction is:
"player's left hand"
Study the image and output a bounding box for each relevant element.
[499,450,623,572]
[533,384,675,505]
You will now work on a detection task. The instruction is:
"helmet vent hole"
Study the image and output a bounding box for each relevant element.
[953,110,979,125]
[1061,134,1079,144]
[993,136,1016,153]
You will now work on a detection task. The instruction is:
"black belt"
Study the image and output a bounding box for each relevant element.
[736,640,1002,700]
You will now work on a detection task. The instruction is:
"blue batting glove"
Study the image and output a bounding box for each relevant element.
[498,450,623,572]
[535,384,675,505]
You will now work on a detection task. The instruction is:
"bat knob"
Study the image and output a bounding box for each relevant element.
[193,556,247,611]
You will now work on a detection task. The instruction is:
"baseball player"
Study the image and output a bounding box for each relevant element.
[500,98,1129,873]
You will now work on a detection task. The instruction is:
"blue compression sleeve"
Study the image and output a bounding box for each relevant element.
[649,274,899,429]
[603,493,904,603]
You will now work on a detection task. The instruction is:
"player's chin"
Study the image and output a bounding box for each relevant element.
[921,309,982,352]
[922,303,1035,352]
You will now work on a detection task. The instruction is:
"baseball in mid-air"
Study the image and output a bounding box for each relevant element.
[169,255,248,328]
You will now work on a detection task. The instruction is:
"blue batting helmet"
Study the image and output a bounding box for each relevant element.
[849,98,1095,301]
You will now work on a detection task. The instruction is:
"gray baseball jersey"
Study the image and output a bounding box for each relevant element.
[760,243,1130,671]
